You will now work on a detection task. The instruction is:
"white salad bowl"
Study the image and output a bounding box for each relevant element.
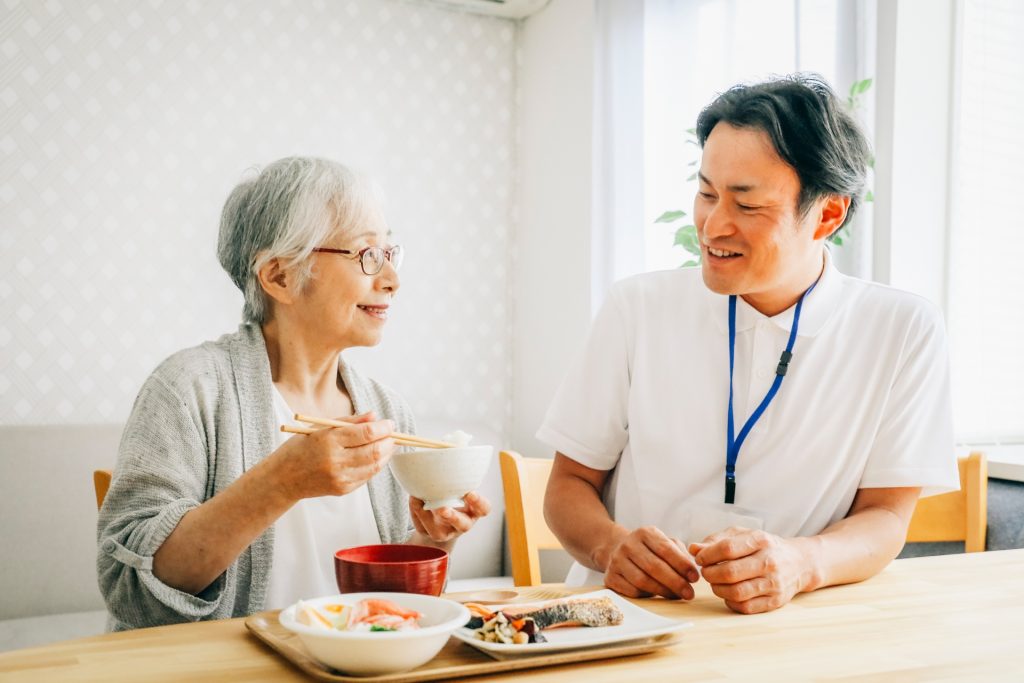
[279,592,470,676]
[389,445,493,510]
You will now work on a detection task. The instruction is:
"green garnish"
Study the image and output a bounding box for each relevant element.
[369,625,397,632]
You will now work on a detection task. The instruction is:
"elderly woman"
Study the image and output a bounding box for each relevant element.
[97,157,490,630]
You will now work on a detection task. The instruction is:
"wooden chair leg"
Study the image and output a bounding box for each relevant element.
[965,452,987,552]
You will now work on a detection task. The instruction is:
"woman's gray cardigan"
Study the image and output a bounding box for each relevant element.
[96,323,414,631]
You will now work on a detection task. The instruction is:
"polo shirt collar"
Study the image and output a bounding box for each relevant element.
[702,247,843,338]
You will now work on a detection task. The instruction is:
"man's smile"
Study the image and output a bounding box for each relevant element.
[706,244,743,259]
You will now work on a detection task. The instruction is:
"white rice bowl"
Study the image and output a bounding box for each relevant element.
[389,445,493,511]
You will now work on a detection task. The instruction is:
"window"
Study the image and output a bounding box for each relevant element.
[641,0,872,274]
[947,0,1024,442]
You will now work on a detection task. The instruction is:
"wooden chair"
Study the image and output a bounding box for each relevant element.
[499,450,564,586]
[906,452,988,552]
[93,469,113,510]
[498,449,987,585]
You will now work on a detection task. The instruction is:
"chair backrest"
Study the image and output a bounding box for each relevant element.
[499,450,564,586]
[906,452,987,552]
[498,449,988,584]
[93,469,112,511]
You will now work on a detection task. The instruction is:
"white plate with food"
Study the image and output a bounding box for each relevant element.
[452,589,691,656]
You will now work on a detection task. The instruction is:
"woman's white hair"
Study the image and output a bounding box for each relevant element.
[217,157,385,323]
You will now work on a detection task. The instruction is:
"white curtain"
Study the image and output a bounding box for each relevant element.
[592,0,646,313]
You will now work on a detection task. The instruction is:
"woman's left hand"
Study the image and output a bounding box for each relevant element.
[410,492,491,544]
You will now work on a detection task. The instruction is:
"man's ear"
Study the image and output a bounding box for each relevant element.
[256,256,295,307]
[813,194,852,241]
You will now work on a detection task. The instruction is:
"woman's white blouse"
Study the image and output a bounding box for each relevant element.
[263,387,382,610]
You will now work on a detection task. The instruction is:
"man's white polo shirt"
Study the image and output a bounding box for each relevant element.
[536,250,959,587]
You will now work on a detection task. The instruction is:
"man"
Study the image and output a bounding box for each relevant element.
[538,75,958,614]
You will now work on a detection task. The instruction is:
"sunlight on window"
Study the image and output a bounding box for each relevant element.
[948,0,1024,441]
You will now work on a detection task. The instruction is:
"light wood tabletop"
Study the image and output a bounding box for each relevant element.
[2,549,1023,682]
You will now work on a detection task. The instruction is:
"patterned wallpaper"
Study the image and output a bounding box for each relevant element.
[0,0,516,435]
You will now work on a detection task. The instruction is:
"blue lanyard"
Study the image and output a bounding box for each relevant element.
[725,280,818,504]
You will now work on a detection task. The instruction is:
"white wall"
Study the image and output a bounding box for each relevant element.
[511,0,596,458]
[0,0,516,438]
[0,0,523,618]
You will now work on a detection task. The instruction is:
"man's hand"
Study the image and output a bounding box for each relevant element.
[689,527,814,614]
[410,491,491,544]
[601,526,700,600]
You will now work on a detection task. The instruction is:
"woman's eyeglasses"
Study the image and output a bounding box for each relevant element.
[312,244,404,276]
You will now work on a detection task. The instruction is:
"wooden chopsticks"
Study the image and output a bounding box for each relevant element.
[280,413,456,449]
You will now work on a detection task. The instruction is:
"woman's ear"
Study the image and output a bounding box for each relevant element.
[256,256,295,306]
[813,194,852,241]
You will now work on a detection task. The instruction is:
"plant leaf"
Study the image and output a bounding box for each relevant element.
[864,190,874,202]
[685,127,696,135]
[686,172,697,182]
[828,225,851,246]
[849,78,873,99]
[672,226,693,247]
[674,224,701,256]
[655,210,686,223]
[680,259,699,268]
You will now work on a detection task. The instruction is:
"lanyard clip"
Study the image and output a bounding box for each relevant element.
[724,472,736,505]
[776,350,794,377]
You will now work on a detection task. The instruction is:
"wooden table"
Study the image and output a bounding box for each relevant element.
[3,550,1023,682]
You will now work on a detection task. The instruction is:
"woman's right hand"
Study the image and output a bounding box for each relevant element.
[270,411,396,500]
[149,412,393,596]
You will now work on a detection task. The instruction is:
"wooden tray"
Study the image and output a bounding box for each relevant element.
[245,610,683,682]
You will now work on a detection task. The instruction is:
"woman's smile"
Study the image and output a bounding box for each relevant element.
[357,303,389,321]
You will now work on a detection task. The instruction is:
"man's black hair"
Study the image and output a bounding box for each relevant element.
[696,73,871,234]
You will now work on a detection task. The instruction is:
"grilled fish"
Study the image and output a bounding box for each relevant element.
[495,596,624,630]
